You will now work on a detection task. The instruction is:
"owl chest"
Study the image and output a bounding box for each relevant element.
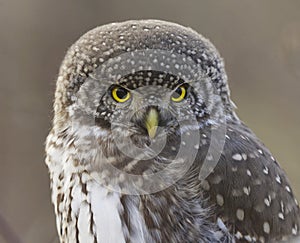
[54,175,152,243]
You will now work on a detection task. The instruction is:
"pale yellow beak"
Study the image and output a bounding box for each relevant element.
[145,108,159,139]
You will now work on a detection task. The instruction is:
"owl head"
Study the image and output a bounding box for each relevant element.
[51,20,237,193]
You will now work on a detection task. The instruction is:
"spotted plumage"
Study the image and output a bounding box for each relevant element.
[45,20,300,242]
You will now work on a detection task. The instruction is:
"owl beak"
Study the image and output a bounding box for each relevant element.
[145,108,159,139]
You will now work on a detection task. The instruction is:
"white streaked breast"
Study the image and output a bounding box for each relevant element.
[78,202,95,242]
[88,181,126,243]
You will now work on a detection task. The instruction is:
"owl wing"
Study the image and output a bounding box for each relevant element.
[199,122,300,242]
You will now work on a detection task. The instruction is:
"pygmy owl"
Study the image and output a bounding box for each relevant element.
[45,20,300,242]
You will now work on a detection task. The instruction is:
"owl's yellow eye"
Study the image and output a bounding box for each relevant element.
[171,85,187,102]
[111,86,131,103]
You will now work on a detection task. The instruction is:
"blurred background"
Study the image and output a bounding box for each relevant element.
[0,0,299,242]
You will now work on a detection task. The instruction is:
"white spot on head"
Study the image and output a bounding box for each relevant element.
[264,198,271,207]
[292,224,298,235]
[216,194,224,206]
[232,153,243,161]
[241,153,247,160]
[263,167,269,175]
[246,169,252,176]
[275,175,281,184]
[278,212,285,220]
[263,222,270,234]
[243,186,251,196]
[240,134,246,140]
[280,200,285,212]
[236,209,245,221]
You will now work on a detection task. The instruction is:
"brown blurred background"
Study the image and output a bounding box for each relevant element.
[0,0,299,242]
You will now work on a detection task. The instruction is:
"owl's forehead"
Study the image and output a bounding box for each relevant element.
[116,70,185,90]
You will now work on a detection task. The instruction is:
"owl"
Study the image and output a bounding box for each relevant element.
[45,20,300,242]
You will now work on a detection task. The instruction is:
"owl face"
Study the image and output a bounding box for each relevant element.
[69,67,223,157]
[94,70,210,140]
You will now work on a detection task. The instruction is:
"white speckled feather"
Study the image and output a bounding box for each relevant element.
[88,181,126,243]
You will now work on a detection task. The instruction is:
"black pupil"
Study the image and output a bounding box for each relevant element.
[173,87,182,98]
[116,88,128,99]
